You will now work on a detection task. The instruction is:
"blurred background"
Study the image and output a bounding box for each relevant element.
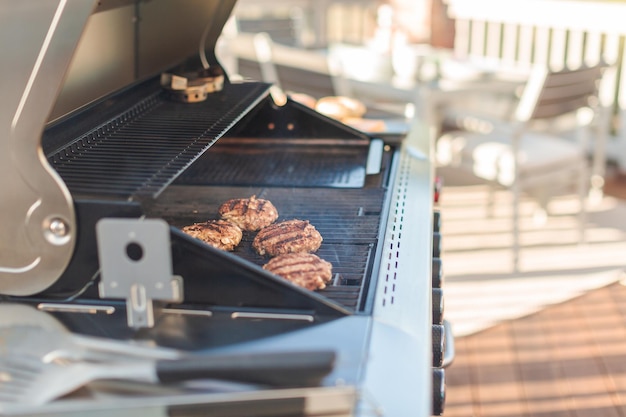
[221,0,626,172]
[218,1,626,415]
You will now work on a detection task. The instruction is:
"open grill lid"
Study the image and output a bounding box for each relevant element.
[0,0,241,296]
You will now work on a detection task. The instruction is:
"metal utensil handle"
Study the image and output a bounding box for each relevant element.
[156,350,336,387]
[71,334,183,360]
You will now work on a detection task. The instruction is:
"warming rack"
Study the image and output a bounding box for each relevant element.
[46,82,271,199]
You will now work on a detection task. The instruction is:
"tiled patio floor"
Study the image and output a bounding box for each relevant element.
[444,276,626,417]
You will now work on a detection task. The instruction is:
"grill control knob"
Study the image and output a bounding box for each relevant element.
[433,210,441,233]
[434,176,443,203]
[432,368,446,415]
[432,324,445,367]
[432,257,443,288]
[432,288,444,325]
[433,232,441,258]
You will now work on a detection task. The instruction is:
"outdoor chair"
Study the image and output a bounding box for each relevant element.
[436,62,609,270]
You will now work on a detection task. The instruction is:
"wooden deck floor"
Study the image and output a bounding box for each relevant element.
[445,281,626,417]
[442,173,626,417]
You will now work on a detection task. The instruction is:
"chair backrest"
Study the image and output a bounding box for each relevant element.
[236,15,305,47]
[219,32,280,85]
[270,42,337,98]
[515,63,606,123]
[221,31,338,98]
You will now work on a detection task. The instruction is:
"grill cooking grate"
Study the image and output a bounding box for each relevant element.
[177,142,369,188]
[47,83,270,198]
[147,186,388,311]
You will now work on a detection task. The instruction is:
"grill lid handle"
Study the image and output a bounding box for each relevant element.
[0,0,97,295]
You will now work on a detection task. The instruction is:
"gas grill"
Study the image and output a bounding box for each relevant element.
[0,1,451,416]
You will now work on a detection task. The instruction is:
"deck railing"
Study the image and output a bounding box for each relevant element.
[445,0,626,167]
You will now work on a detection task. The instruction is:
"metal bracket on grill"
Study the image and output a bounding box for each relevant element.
[160,67,225,103]
[96,218,183,329]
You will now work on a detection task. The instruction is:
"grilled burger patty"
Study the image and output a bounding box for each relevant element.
[263,253,333,290]
[252,219,323,257]
[181,220,243,251]
[218,195,279,232]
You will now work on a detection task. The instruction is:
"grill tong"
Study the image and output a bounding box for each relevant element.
[0,305,336,408]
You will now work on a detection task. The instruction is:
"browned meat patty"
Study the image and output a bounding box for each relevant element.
[218,195,279,232]
[263,253,333,290]
[252,219,323,257]
[181,220,242,251]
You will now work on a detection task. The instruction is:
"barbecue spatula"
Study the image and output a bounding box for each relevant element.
[0,350,336,407]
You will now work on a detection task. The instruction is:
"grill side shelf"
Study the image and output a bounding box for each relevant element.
[46,82,272,200]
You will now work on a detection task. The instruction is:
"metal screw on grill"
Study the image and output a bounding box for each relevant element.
[43,217,71,245]
[49,218,68,237]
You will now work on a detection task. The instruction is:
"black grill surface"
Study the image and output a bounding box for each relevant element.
[47,83,270,198]
[43,77,392,312]
[177,141,369,188]
[146,185,389,311]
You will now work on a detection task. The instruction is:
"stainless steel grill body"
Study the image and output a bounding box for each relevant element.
[0,1,440,415]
